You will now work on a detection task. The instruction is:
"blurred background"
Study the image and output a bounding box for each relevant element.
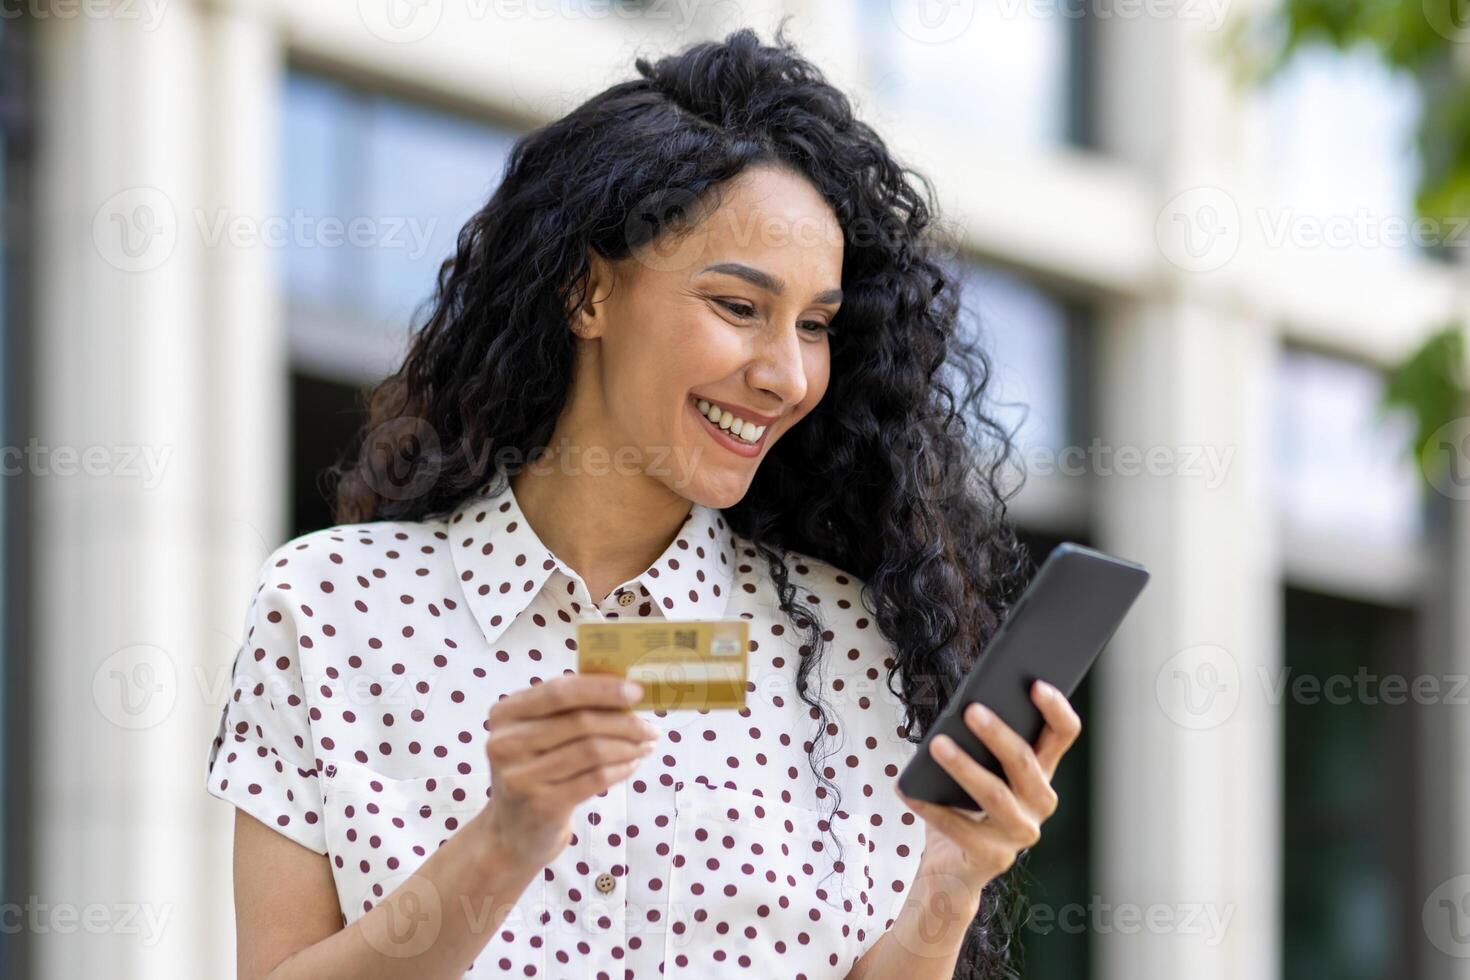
[2,0,1468,977]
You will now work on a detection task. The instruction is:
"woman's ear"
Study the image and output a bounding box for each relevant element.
[567,250,617,340]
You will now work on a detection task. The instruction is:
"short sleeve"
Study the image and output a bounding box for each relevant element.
[203,546,327,854]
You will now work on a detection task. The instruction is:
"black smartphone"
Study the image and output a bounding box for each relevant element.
[896,541,1150,812]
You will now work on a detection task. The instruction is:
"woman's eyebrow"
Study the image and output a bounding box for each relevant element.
[698,262,842,305]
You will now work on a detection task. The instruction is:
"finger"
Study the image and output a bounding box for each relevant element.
[927,734,1034,836]
[1030,681,1082,778]
[963,702,1052,810]
[896,791,1021,876]
[491,672,642,725]
[896,790,990,849]
[542,757,645,809]
[508,734,656,786]
[490,708,661,759]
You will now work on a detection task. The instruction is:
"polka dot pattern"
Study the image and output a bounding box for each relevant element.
[204,467,925,977]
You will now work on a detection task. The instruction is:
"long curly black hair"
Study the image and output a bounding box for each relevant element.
[330,21,1034,978]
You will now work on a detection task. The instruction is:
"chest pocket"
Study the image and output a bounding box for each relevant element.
[320,758,547,975]
[661,779,868,977]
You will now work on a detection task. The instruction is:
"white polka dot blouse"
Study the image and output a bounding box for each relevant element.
[204,471,928,978]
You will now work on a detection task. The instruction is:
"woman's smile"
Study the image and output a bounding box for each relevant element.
[688,394,771,456]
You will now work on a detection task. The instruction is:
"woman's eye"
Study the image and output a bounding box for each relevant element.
[716,299,757,318]
[715,299,832,336]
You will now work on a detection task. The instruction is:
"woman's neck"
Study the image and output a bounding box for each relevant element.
[508,461,694,605]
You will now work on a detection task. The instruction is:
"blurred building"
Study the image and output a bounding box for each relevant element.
[3,1,1468,979]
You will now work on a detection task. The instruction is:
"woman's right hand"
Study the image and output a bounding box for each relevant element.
[474,673,661,873]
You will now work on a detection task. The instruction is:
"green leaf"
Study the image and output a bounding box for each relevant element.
[1380,323,1468,475]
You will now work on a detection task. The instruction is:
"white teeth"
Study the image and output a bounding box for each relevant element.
[694,398,767,444]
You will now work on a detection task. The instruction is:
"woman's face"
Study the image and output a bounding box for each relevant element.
[564,163,843,507]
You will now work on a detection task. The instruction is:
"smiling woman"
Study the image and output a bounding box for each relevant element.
[205,20,1064,980]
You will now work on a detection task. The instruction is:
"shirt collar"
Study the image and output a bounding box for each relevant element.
[447,470,736,649]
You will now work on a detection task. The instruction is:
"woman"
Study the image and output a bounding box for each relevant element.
[205,24,1080,980]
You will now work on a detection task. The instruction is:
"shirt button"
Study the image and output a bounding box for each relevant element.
[595,872,616,894]
[616,590,635,607]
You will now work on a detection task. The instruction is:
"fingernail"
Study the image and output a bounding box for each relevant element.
[931,735,956,759]
[968,703,993,725]
[1037,680,1058,699]
[623,680,644,702]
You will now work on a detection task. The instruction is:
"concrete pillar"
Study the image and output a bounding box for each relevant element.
[1419,424,1470,979]
[1091,298,1281,979]
[196,6,290,977]
[31,2,286,977]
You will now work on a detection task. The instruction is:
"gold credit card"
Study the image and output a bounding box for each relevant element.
[576,620,749,711]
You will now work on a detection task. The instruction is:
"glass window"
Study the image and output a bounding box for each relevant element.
[281,71,521,351]
[857,0,1077,149]
[1282,589,1414,980]
[281,72,523,528]
[1012,533,1093,980]
[1273,347,1423,548]
[958,263,1076,454]
[0,17,24,979]
[1257,45,1423,263]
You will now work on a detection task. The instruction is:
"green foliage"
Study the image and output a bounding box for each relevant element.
[1226,0,1470,487]
[1381,322,1467,462]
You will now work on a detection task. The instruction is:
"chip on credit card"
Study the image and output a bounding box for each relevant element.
[576,620,749,711]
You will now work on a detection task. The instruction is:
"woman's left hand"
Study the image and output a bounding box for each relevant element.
[896,679,1082,903]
